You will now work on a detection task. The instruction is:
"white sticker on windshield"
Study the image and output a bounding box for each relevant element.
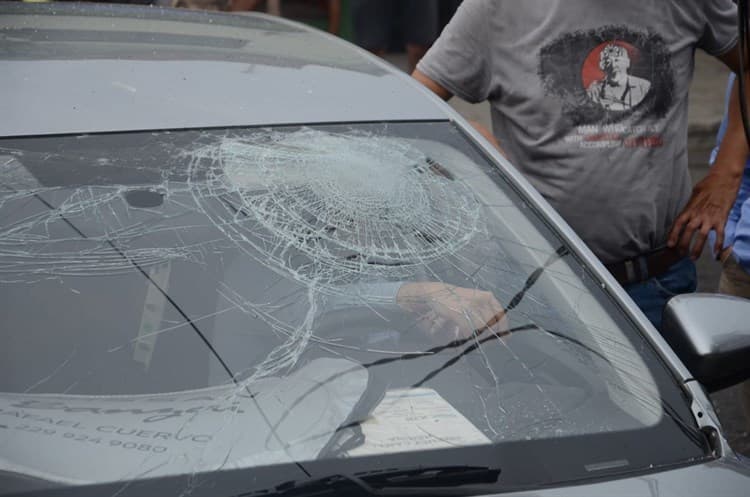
[348,388,490,456]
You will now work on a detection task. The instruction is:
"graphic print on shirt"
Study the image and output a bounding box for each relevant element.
[539,25,675,149]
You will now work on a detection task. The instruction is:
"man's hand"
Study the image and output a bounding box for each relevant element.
[679,53,750,261]
[667,168,741,260]
[396,282,508,342]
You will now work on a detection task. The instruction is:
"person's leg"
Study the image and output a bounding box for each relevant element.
[718,256,750,432]
[622,257,697,331]
[327,0,341,35]
[718,254,750,297]
[229,0,262,11]
[401,0,439,72]
[267,0,281,15]
[350,0,392,54]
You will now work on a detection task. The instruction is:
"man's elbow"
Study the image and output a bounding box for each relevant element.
[412,69,453,101]
[716,43,749,75]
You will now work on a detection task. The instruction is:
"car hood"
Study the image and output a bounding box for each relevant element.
[497,455,750,497]
[0,3,445,137]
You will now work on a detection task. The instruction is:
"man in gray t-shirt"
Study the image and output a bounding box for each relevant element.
[414,0,749,329]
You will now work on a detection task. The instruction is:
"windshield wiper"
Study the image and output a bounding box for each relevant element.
[251,465,501,497]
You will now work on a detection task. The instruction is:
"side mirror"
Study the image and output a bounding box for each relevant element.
[662,293,750,392]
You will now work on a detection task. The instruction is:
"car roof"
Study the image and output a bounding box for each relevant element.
[0,2,447,137]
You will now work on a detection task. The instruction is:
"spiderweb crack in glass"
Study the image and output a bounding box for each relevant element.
[186,129,483,294]
[0,185,215,279]
[0,128,484,383]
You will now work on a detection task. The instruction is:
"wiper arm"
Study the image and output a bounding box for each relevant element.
[258,465,501,497]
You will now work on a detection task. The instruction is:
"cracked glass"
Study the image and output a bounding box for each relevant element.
[0,122,708,495]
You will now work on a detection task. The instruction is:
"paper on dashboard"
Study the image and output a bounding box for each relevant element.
[348,388,490,456]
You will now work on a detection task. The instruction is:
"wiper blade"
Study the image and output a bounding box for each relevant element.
[360,465,501,489]
[255,465,501,497]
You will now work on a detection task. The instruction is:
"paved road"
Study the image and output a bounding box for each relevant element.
[384,52,749,455]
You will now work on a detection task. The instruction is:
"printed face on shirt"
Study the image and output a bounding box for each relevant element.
[539,26,674,124]
[581,42,652,112]
[600,44,630,74]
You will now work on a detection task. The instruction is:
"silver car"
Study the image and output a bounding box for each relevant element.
[1,3,750,496]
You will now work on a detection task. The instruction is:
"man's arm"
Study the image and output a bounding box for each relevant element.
[668,44,748,259]
[412,68,453,101]
[412,69,505,155]
[324,280,508,342]
[397,282,508,342]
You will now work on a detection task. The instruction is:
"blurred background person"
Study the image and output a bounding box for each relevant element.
[712,72,750,438]
[173,0,229,10]
[229,0,263,12]
[351,0,440,73]
[230,1,340,35]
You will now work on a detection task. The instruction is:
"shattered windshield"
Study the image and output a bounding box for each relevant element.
[0,122,706,495]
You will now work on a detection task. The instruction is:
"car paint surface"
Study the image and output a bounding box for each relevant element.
[0,2,444,137]
[502,456,750,497]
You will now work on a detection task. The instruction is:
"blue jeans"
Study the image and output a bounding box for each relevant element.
[622,257,697,332]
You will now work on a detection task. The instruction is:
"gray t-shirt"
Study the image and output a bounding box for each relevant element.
[417,0,737,263]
